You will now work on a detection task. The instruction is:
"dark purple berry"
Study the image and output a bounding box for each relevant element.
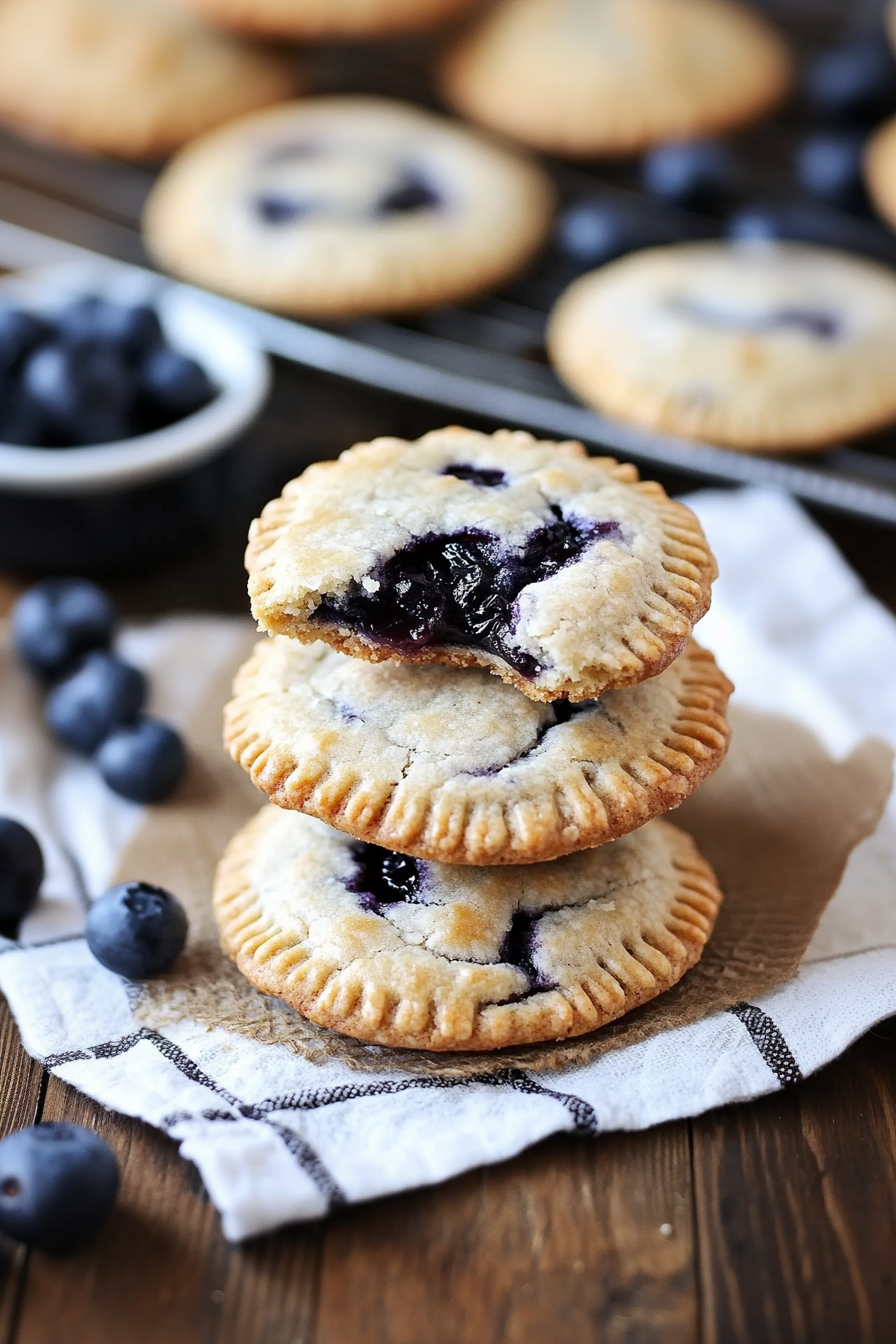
[0,818,43,932]
[555,195,702,270]
[21,342,134,441]
[641,139,732,210]
[140,347,215,419]
[94,717,186,804]
[45,652,147,756]
[0,387,47,447]
[796,132,867,210]
[725,201,896,267]
[804,33,896,124]
[0,1123,118,1254]
[12,578,116,682]
[0,309,48,377]
[85,880,188,978]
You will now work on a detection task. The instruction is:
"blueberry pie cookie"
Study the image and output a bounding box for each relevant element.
[225,636,731,864]
[245,428,717,702]
[143,98,553,319]
[0,0,299,160]
[176,0,482,39]
[440,0,791,158]
[548,241,896,452]
[864,112,896,237]
[214,805,723,1050]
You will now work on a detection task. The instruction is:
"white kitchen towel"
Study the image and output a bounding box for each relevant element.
[1,485,895,1242]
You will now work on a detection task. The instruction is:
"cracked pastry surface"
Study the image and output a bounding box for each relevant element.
[245,427,717,702]
[214,805,723,1051]
[548,240,896,452]
[225,636,732,864]
[0,0,299,160]
[440,0,791,158]
[143,97,554,320]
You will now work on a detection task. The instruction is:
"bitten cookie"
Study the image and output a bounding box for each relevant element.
[143,97,553,319]
[225,636,732,864]
[214,805,723,1051]
[175,0,482,39]
[245,427,717,703]
[440,0,792,158]
[548,240,896,453]
[0,0,300,161]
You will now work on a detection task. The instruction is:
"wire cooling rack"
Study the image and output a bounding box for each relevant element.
[2,0,896,525]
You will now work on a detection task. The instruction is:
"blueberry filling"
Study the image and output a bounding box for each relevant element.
[550,698,601,725]
[442,463,507,487]
[498,911,556,994]
[255,194,308,225]
[348,843,421,915]
[376,173,441,216]
[675,297,840,341]
[314,516,622,678]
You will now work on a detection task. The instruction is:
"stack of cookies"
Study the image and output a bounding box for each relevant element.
[214,427,733,1053]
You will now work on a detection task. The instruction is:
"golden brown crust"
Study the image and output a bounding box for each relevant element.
[548,242,896,453]
[224,636,732,864]
[142,100,554,321]
[0,0,300,161]
[865,114,896,236]
[213,808,724,1051]
[245,428,717,702]
[177,0,482,39]
[439,0,792,158]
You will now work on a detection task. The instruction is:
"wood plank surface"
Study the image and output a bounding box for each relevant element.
[692,1020,896,1344]
[12,1078,321,1344]
[316,1127,697,1344]
[0,1001,44,1344]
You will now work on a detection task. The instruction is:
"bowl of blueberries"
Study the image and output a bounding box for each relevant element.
[0,260,270,574]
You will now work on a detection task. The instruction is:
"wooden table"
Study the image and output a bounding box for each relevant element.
[1,359,896,1344]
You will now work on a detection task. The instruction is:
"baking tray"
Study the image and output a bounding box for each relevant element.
[2,0,896,525]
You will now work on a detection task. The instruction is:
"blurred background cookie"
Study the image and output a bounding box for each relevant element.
[174,0,484,40]
[143,96,554,318]
[0,0,300,160]
[548,240,896,453]
[439,0,793,157]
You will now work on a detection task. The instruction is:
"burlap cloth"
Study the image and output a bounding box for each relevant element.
[127,640,893,1078]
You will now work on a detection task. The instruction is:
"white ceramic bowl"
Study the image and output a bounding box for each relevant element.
[0,260,270,496]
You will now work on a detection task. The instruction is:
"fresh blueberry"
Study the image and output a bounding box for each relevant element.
[0,1122,118,1254]
[55,296,107,348]
[0,309,48,377]
[85,880,188,978]
[804,33,896,123]
[12,578,116,681]
[94,717,186,804]
[140,348,215,419]
[45,652,147,756]
[726,200,896,267]
[0,387,47,447]
[555,195,703,269]
[21,342,134,442]
[641,139,732,210]
[796,131,868,210]
[92,304,163,361]
[0,818,43,932]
